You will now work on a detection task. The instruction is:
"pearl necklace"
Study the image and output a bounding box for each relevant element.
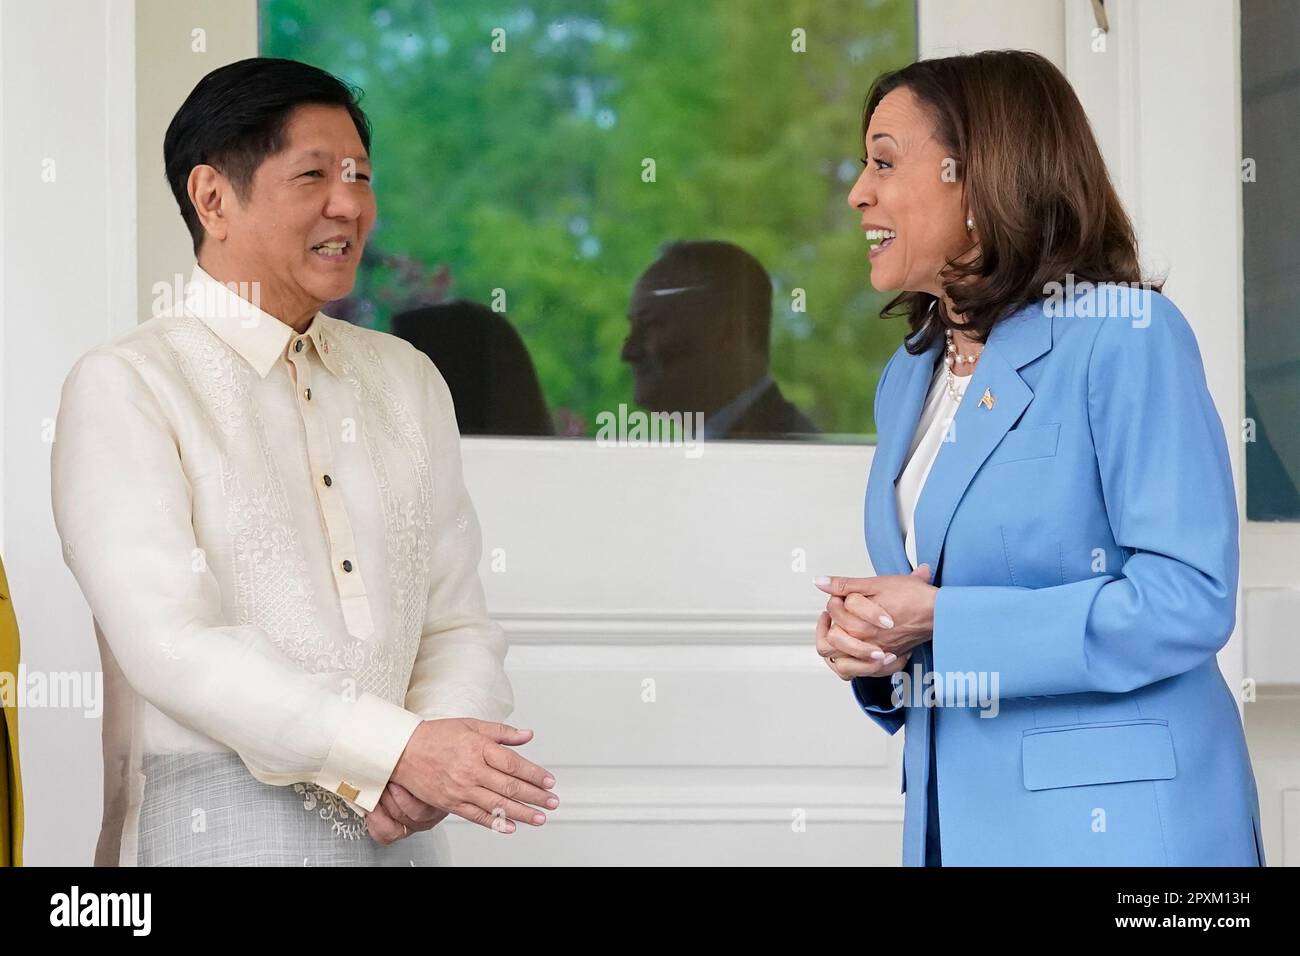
[944,327,983,403]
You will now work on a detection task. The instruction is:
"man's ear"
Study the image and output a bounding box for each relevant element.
[187,164,229,244]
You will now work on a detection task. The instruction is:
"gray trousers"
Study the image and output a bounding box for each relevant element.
[136,752,450,866]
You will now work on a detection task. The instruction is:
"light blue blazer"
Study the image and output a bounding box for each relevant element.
[854,284,1265,866]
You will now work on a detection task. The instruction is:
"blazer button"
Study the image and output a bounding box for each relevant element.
[341,559,353,573]
[322,474,332,487]
[294,339,304,353]
[303,387,312,401]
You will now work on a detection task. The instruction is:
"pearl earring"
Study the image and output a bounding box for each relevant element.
[966,217,975,232]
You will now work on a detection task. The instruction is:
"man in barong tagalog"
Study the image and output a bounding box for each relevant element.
[51,57,558,866]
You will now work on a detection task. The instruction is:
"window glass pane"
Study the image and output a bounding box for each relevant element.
[260,0,916,441]
[1242,0,1300,519]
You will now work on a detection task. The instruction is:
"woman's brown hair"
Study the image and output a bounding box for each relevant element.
[861,50,1160,353]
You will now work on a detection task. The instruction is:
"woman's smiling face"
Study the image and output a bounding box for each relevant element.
[846,86,973,297]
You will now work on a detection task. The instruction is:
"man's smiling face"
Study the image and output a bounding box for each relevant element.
[214,102,376,319]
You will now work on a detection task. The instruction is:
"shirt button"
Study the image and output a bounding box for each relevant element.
[322,474,332,487]
[341,559,353,573]
[304,387,312,401]
[294,339,304,353]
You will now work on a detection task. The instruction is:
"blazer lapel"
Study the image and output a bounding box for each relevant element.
[912,302,1054,578]
[866,302,1054,581]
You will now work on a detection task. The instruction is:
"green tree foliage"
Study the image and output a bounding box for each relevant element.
[262,0,914,438]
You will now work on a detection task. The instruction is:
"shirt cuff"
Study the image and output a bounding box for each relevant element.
[314,692,423,812]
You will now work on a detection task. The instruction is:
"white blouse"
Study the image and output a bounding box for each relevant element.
[51,265,513,865]
[895,358,973,570]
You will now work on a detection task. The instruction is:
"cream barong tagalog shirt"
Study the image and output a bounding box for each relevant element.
[51,264,512,865]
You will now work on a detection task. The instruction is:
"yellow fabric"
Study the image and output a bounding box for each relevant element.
[0,554,24,865]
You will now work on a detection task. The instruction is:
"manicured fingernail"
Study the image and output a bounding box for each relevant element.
[870,650,886,661]
[814,576,830,586]
[880,615,894,628]
[547,797,559,809]
[533,813,546,825]
[883,653,897,664]
[543,776,555,788]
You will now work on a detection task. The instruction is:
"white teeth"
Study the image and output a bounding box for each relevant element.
[313,240,348,252]
[865,229,897,241]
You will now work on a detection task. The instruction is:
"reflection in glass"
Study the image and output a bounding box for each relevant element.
[262,0,917,441]
[393,302,554,436]
[1242,0,1300,519]
[622,241,818,440]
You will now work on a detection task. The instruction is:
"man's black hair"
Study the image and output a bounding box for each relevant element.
[163,56,371,254]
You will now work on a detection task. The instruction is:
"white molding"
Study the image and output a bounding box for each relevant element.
[1114,0,1143,240]
[1244,523,1300,590]
[460,434,874,461]
[918,0,1065,63]
[1064,0,1144,238]
[497,608,813,644]
[441,785,904,825]
[1244,587,1300,687]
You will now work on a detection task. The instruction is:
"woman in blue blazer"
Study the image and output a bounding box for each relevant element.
[814,50,1264,866]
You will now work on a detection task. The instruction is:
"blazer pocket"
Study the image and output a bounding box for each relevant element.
[1021,719,1176,791]
[987,422,1060,466]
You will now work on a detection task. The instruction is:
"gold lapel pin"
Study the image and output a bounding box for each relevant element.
[979,387,995,410]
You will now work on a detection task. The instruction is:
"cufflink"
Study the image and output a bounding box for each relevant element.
[337,781,360,802]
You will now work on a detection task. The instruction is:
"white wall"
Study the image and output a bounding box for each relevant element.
[136,0,259,322]
[1,0,139,866]
[918,0,1065,63]
[0,0,257,865]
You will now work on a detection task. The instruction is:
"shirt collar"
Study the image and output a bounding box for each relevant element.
[182,264,345,378]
